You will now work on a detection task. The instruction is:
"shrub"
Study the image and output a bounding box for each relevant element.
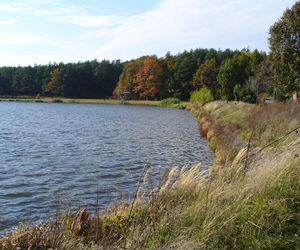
[160,98,186,109]
[190,88,213,103]
[67,99,79,104]
[235,85,257,103]
[52,98,63,103]
[160,98,181,106]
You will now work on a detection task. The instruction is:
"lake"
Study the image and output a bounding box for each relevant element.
[0,102,213,234]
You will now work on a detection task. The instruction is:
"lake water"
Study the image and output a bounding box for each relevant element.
[0,102,213,234]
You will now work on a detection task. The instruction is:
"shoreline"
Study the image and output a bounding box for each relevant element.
[0,97,161,107]
[1,101,299,249]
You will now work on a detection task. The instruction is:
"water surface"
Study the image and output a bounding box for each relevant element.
[0,102,213,233]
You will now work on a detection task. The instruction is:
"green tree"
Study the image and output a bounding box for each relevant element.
[192,58,219,97]
[173,51,198,100]
[217,59,237,100]
[269,1,300,98]
[217,53,252,100]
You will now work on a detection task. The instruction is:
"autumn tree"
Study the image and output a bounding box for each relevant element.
[43,68,63,96]
[134,56,166,99]
[113,60,140,99]
[114,56,167,100]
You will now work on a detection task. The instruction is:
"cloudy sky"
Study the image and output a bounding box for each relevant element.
[0,0,296,66]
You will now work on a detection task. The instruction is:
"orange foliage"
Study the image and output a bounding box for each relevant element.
[114,56,166,99]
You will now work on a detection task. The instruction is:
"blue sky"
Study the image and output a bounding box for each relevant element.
[0,0,296,66]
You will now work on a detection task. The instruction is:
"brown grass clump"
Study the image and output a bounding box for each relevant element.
[244,101,300,148]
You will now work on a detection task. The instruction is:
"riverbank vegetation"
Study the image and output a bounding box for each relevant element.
[1,101,299,249]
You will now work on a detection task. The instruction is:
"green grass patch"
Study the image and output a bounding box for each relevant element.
[160,98,187,109]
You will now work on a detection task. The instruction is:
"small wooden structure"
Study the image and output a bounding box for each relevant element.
[120,91,130,104]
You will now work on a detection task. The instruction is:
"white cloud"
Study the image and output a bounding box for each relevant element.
[0,1,123,28]
[0,19,15,27]
[94,0,296,60]
[0,2,29,13]
[0,32,44,45]
[27,7,79,17]
[0,0,296,66]
[0,1,82,17]
[51,14,125,28]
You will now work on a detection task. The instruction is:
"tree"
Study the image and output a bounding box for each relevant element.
[192,58,219,97]
[114,56,166,100]
[269,2,300,98]
[217,59,237,100]
[134,56,166,99]
[43,69,63,96]
[173,51,198,100]
[113,60,140,99]
[163,52,177,97]
[217,53,252,100]
[249,57,273,95]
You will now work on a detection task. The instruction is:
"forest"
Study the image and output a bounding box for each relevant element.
[0,60,123,99]
[0,2,299,103]
[0,49,268,102]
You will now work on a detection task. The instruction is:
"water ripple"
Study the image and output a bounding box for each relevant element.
[0,102,213,234]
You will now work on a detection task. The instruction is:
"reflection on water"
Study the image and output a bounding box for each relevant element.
[0,102,213,233]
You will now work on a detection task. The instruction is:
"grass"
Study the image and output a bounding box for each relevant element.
[160,103,187,109]
[0,97,161,107]
[1,101,299,249]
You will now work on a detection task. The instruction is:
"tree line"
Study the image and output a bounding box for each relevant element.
[0,1,298,102]
[114,49,268,102]
[115,1,299,102]
[0,60,123,99]
[0,49,268,102]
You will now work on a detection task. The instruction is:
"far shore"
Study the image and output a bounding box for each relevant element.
[0,97,162,106]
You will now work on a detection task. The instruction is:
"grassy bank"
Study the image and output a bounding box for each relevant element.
[0,97,161,107]
[1,101,299,249]
[0,97,189,109]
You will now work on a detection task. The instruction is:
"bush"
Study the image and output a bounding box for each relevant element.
[160,98,186,109]
[190,88,213,103]
[52,98,63,103]
[160,98,181,106]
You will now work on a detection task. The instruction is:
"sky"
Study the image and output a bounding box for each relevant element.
[0,0,296,66]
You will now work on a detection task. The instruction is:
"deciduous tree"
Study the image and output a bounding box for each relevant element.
[43,69,63,96]
[269,1,300,98]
